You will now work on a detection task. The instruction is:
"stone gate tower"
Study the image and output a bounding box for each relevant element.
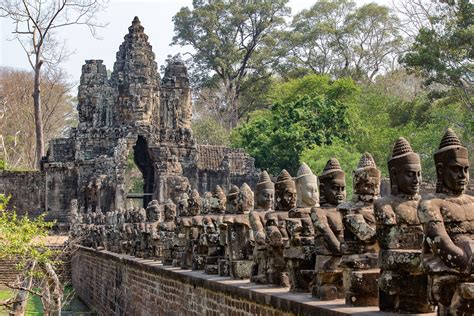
[40,17,258,220]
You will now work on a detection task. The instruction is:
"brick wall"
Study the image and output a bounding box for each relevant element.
[72,247,386,316]
[0,258,18,288]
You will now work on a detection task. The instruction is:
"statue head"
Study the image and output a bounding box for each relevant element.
[238,183,254,214]
[178,192,189,216]
[164,199,177,221]
[353,152,381,199]
[188,189,201,216]
[255,171,274,211]
[319,158,346,206]
[146,200,161,222]
[202,191,212,214]
[434,128,469,195]
[226,185,240,214]
[296,162,319,208]
[210,185,226,214]
[275,169,297,211]
[388,137,421,197]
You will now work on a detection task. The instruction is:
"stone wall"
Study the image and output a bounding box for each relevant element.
[72,247,391,316]
[0,258,18,288]
[0,171,44,218]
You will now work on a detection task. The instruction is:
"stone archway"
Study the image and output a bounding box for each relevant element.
[132,135,155,207]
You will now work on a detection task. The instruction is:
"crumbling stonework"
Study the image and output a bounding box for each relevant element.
[1,17,258,223]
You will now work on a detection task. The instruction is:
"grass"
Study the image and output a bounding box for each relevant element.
[0,288,44,315]
[0,286,92,315]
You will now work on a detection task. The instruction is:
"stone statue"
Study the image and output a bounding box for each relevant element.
[180,189,201,269]
[226,183,254,279]
[338,153,380,306]
[264,169,295,287]
[159,199,177,265]
[174,193,190,266]
[250,171,274,284]
[374,137,434,313]
[284,162,318,292]
[201,191,213,215]
[220,185,240,276]
[311,158,345,300]
[204,186,227,274]
[418,129,474,315]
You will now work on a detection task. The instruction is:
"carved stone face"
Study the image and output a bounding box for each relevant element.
[256,189,274,210]
[276,187,297,210]
[238,189,254,214]
[354,171,380,197]
[226,195,239,214]
[438,158,469,194]
[392,163,421,196]
[297,180,319,207]
[164,203,176,221]
[321,174,346,206]
[188,190,201,216]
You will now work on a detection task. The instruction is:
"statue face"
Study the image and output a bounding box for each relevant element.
[277,187,297,209]
[227,196,239,213]
[439,158,469,194]
[256,189,274,210]
[322,176,346,205]
[299,181,319,206]
[164,205,176,221]
[238,191,254,214]
[354,173,380,196]
[394,163,421,196]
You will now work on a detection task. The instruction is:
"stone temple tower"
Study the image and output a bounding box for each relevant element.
[37,17,258,220]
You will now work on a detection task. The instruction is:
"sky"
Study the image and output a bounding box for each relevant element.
[0,0,392,86]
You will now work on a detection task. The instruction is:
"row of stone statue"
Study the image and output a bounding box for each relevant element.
[70,128,473,315]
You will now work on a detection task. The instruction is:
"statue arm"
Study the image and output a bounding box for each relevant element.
[250,212,266,244]
[345,213,376,241]
[313,213,340,254]
[425,220,471,272]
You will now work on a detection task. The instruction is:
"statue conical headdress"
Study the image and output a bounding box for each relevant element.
[240,183,252,194]
[357,152,376,169]
[275,169,296,190]
[434,128,468,164]
[388,137,420,170]
[296,162,317,184]
[213,185,226,200]
[320,158,344,178]
[227,184,240,198]
[256,170,274,191]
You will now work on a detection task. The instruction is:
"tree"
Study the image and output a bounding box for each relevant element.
[172,0,290,128]
[0,0,107,169]
[0,67,75,170]
[281,0,402,81]
[400,0,473,113]
[231,75,359,175]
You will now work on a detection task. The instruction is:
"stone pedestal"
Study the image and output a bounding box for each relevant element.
[284,243,315,292]
[343,268,379,306]
[218,259,230,277]
[312,255,344,301]
[230,260,252,279]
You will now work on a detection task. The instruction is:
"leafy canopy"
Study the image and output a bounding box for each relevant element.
[232,75,359,175]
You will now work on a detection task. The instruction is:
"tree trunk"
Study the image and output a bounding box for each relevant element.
[40,262,63,316]
[33,60,44,169]
[9,261,36,316]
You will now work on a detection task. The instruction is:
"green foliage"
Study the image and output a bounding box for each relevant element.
[0,159,6,170]
[400,0,473,110]
[281,0,402,81]
[232,75,359,175]
[301,139,361,198]
[172,0,290,126]
[126,152,144,194]
[0,289,43,315]
[0,203,55,270]
[192,116,231,146]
